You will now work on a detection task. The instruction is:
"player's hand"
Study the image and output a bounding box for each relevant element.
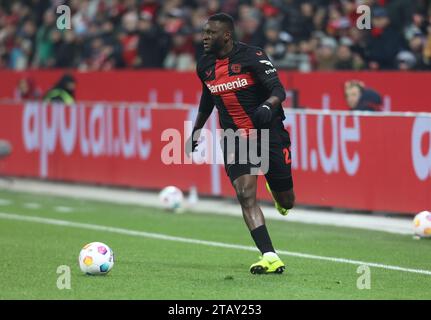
[253,103,273,128]
[185,129,200,156]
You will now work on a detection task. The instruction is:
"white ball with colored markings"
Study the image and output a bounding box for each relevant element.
[79,242,114,275]
[413,211,431,238]
[159,186,184,211]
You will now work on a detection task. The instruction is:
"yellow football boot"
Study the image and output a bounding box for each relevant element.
[250,254,285,274]
[265,182,289,216]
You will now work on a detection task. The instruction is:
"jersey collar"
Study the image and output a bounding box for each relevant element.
[216,41,239,60]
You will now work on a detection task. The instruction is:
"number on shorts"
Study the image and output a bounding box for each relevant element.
[283,147,291,165]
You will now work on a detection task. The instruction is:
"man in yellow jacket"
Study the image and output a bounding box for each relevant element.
[43,73,76,104]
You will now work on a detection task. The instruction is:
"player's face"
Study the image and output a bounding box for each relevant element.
[202,21,228,54]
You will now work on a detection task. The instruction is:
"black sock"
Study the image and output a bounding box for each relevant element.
[250,225,275,254]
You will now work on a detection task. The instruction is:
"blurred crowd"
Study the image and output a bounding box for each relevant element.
[1,0,431,71]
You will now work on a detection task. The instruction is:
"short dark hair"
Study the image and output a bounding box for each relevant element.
[208,13,235,33]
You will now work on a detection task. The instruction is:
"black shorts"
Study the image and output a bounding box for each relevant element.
[221,118,293,192]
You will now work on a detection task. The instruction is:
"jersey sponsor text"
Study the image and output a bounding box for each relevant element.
[206,78,249,94]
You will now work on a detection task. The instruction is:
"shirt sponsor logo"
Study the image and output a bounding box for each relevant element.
[206,78,249,94]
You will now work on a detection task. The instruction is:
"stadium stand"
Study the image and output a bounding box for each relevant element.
[1,0,431,71]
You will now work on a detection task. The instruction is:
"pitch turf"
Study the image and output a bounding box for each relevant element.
[0,189,430,300]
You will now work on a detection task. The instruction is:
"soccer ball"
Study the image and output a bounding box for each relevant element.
[413,211,431,238]
[78,242,114,275]
[159,186,184,211]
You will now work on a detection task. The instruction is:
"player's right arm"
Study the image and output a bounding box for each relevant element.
[194,83,214,130]
[185,77,215,155]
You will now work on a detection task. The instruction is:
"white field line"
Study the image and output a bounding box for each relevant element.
[4,179,414,235]
[23,202,41,209]
[1,212,430,277]
[0,199,12,206]
[54,206,74,213]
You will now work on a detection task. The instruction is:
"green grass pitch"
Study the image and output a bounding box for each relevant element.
[0,189,430,300]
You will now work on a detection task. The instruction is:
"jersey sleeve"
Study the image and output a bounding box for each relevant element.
[196,58,215,115]
[198,83,214,115]
[248,48,286,102]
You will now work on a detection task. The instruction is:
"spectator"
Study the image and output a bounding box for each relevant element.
[316,37,337,70]
[79,37,116,71]
[0,0,430,71]
[119,10,140,68]
[339,36,366,70]
[17,20,37,65]
[281,1,315,42]
[191,8,207,61]
[326,5,351,39]
[275,41,312,72]
[408,33,428,68]
[137,12,170,68]
[237,5,265,48]
[275,42,299,70]
[9,37,30,70]
[207,0,222,16]
[14,77,42,101]
[396,50,417,70]
[365,6,406,70]
[348,26,367,62]
[424,25,431,69]
[55,30,79,68]
[44,73,76,104]
[297,39,315,71]
[334,44,354,70]
[263,19,290,62]
[385,0,414,33]
[404,12,427,41]
[33,10,56,68]
[344,80,382,112]
[163,27,195,71]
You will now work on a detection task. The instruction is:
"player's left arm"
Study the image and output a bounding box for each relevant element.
[249,49,286,127]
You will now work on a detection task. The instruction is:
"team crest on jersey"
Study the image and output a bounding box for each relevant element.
[205,69,213,78]
[231,63,241,74]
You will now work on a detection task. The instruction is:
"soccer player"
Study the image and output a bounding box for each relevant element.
[186,13,295,274]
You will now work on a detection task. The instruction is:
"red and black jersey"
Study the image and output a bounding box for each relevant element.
[196,42,286,131]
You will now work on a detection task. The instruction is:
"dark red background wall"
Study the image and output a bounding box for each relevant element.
[2,70,430,112]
